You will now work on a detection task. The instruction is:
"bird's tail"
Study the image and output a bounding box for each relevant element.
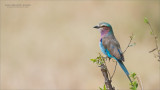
[117,60,132,83]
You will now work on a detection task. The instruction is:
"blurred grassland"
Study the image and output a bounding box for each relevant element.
[1,0,160,89]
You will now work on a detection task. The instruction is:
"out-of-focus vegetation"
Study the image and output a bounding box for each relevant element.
[144,17,160,61]
[130,72,138,90]
[99,84,107,90]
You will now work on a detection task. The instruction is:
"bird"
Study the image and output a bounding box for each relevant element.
[93,22,132,83]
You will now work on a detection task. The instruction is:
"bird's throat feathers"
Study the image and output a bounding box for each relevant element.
[100,29,113,39]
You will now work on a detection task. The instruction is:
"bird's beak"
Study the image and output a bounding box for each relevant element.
[93,25,100,29]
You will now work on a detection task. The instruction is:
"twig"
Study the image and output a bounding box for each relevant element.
[100,64,115,90]
[148,22,159,51]
[149,47,158,53]
[123,34,134,54]
[158,52,160,61]
[106,65,111,80]
[136,75,143,90]
[148,23,158,49]
[145,18,160,61]
[110,62,117,80]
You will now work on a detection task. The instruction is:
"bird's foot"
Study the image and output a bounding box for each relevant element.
[102,56,111,61]
[102,56,107,60]
[108,57,111,62]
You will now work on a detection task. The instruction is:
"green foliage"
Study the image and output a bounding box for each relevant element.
[129,42,136,47]
[129,34,136,47]
[130,72,136,79]
[144,17,149,24]
[144,17,153,35]
[90,53,105,66]
[90,59,97,63]
[129,72,138,90]
[99,85,107,90]
[150,31,153,35]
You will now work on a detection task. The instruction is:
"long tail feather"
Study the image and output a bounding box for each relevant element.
[117,60,132,83]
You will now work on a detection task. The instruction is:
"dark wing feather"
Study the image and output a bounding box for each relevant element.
[102,37,124,61]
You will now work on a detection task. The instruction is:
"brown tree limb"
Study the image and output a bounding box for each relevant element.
[100,63,115,90]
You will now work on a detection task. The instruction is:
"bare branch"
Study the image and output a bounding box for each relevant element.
[148,23,159,50]
[110,62,117,80]
[136,75,143,90]
[149,47,158,53]
[123,34,134,54]
[146,19,160,61]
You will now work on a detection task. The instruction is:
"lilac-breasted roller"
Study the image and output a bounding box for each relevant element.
[94,22,132,83]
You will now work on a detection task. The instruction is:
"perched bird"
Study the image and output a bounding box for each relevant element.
[93,22,132,83]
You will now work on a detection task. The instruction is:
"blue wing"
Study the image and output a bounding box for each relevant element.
[101,37,124,61]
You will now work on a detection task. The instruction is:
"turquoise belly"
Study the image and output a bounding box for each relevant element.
[99,42,112,58]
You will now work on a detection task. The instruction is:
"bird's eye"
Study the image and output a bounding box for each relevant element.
[101,25,107,28]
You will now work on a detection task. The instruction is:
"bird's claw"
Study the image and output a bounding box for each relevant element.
[108,57,111,62]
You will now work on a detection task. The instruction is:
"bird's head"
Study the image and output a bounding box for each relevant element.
[93,22,112,33]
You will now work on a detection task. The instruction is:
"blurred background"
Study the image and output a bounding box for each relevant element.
[1,0,160,90]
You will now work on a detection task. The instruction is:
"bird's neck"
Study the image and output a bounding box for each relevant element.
[100,30,113,39]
